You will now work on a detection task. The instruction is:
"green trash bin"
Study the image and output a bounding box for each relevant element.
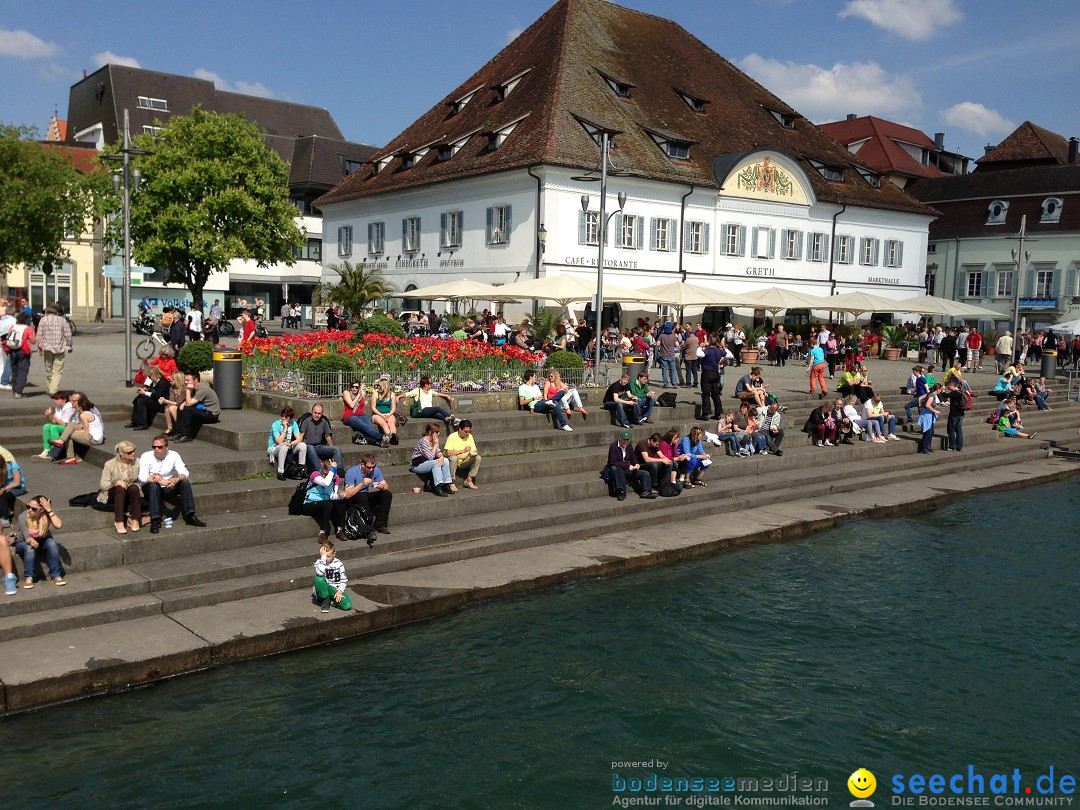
[213,349,244,409]
[622,355,646,382]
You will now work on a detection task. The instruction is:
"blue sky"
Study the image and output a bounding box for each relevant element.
[2,0,1079,161]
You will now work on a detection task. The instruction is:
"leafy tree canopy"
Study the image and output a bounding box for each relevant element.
[124,108,303,305]
[319,260,397,321]
[0,124,113,274]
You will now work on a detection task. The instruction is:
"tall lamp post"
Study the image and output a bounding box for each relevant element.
[580,130,626,377]
[103,109,150,386]
[1009,214,1032,364]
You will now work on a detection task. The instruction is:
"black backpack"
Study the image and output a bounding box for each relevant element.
[658,479,681,497]
[343,504,375,544]
[284,461,308,480]
[288,479,313,515]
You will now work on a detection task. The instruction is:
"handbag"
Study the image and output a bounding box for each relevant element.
[695,346,705,359]
[394,411,408,427]
[410,399,422,418]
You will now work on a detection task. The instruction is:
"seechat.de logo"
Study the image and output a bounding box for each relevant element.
[850,768,878,808]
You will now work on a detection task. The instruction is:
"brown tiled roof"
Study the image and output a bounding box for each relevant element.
[288,136,379,191]
[40,142,103,175]
[818,116,948,180]
[316,0,932,216]
[976,121,1071,170]
[908,165,1080,239]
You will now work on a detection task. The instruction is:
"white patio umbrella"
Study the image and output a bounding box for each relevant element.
[638,281,757,308]
[740,286,833,315]
[1051,317,1080,334]
[493,274,667,307]
[825,291,906,318]
[400,278,519,302]
[894,295,1001,319]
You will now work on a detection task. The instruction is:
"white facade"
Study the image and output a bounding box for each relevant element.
[321,153,931,322]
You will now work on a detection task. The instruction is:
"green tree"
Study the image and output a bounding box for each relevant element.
[0,124,112,273]
[125,108,303,306]
[320,260,397,322]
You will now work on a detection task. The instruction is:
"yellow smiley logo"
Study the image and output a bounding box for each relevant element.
[848,768,877,799]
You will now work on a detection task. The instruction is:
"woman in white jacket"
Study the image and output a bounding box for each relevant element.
[843,395,886,443]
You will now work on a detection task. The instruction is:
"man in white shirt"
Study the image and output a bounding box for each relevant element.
[186,306,204,342]
[138,434,206,533]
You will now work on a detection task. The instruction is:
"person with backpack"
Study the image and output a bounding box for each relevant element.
[343,453,392,539]
[4,312,36,398]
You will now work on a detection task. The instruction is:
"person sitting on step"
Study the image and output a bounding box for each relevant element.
[544,368,589,422]
[627,370,657,424]
[138,434,206,532]
[342,379,389,447]
[443,419,482,491]
[605,430,657,501]
[268,406,308,481]
[171,373,221,443]
[298,403,344,472]
[403,375,456,428]
[635,433,672,492]
[518,370,571,431]
[603,370,642,428]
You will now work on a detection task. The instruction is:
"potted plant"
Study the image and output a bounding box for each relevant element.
[740,325,767,363]
[881,325,905,361]
[983,327,999,356]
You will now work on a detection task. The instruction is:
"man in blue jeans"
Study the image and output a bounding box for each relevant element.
[298,403,344,471]
[603,371,642,428]
[656,321,680,388]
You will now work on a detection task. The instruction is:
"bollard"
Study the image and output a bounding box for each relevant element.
[213,348,244,409]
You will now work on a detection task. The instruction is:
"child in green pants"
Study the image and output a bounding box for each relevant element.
[312,540,352,612]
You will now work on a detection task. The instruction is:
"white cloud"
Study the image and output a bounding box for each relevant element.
[740,54,922,122]
[0,27,60,58]
[39,62,79,83]
[94,51,141,68]
[940,102,1016,138]
[194,68,274,98]
[839,0,962,40]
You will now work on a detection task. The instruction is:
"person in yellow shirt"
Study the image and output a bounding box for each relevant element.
[443,419,482,491]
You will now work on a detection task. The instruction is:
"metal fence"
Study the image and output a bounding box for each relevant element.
[243,364,613,399]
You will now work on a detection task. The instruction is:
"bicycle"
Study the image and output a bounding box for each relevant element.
[135,330,170,360]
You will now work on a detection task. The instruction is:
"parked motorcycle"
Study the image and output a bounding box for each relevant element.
[133,312,155,336]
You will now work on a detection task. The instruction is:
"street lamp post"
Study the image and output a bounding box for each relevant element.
[580,130,626,378]
[103,109,150,387]
[1010,214,1032,364]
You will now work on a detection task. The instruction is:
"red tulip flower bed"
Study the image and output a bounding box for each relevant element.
[240,329,546,393]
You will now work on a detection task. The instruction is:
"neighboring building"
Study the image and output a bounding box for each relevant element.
[2,142,107,321]
[316,0,935,327]
[818,115,970,190]
[64,64,377,319]
[908,122,1080,330]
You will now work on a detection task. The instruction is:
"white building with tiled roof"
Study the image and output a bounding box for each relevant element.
[318,0,936,326]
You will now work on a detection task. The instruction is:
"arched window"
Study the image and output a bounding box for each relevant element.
[986,200,1009,225]
[1041,197,1063,223]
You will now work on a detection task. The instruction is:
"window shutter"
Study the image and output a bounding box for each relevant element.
[668,219,676,250]
[441,213,448,248]
[780,229,789,257]
[614,214,623,246]
[635,216,644,250]
[504,205,512,244]
[1053,269,1063,300]
[367,223,374,254]
[751,227,760,257]
[872,239,880,266]
[685,223,695,253]
[985,270,995,297]
[415,217,421,251]
[402,218,408,250]
[796,231,804,260]
[1068,266,1078,299]
[650,218,658,251]
[767,229,775,259]
[488,207,495,246]
[578,210,587,245]
[458,211,464,244]
[821,235,830,262]
[1024,269,1036,297]
[702,223,710,255]
[735,225,745,256]
[896,241,904,267]
[955,270,967,299]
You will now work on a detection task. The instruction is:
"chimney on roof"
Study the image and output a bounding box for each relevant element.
[934,132,945,151]
[82,69,87,79]
[984,143,994,155]
[846,113,857,121]
[1069,137,1078,165]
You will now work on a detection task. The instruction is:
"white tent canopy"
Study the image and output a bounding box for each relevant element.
[638,281,756,308]
[401,278,519,302]
[492,275,668,308]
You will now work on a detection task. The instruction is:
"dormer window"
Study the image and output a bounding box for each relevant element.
[677,91,707,113]
[376,155,394,174]
[448,129,480,157]
[808,159,844,182]
[855,167,880,188]
[496,69,531,102]
[437,145,452,162]
[646,130,692,162]
[399,153,414,170]
[488,116,526,152]
[597,69,634,99]
[987,200,1009,225]
[342,159,364,176]
[137,96,168,111]
[1041,197,1063,224]
[766,107,797,129]
[576,117,616,150]
[450,86,481,116]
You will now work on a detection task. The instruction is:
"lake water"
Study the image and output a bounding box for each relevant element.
[1,481,1077,809]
